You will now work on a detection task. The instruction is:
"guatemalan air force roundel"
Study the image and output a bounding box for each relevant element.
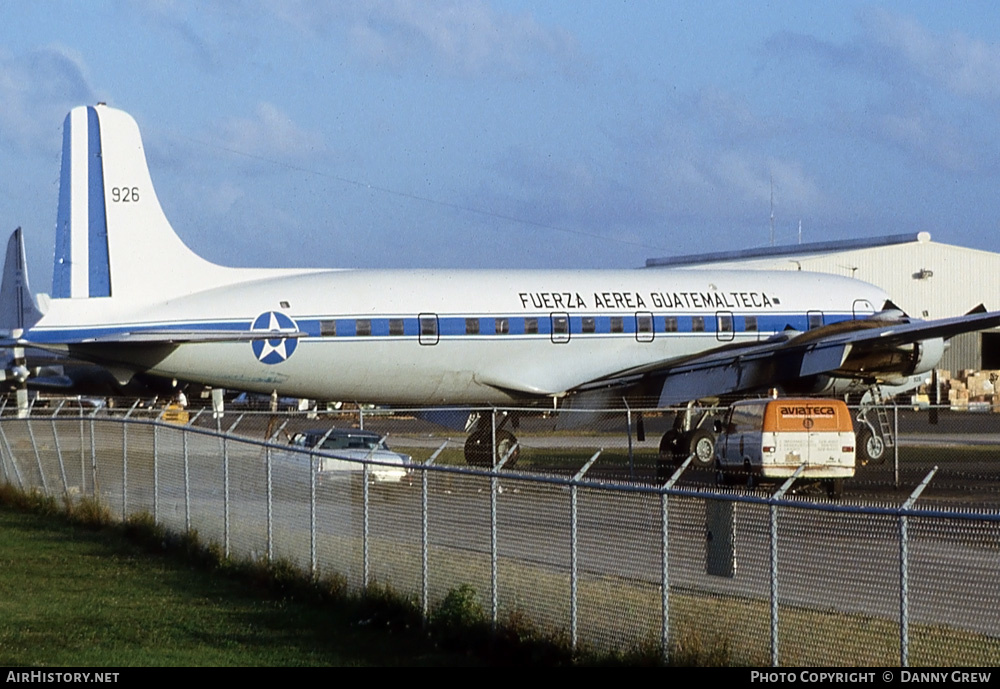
[250,311,299,365]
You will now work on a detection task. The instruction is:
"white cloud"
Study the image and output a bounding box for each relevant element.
[215,102,326,164]
[868,9,1000,103]
[0,46,96,153]
[131,0,217,70]
[764,13,1000,176]
[869,108,983,174]
[267,0,579,77]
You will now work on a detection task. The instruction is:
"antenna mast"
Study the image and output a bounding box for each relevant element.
[769,174,775,246]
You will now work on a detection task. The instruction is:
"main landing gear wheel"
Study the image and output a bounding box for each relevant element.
[684,428,716,468]
[856,427,886,465]
[464,429,520,468]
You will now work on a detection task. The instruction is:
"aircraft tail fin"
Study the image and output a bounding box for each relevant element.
[0,228,43,334]
[53,104,230,303]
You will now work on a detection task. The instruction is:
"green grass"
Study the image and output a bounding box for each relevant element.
[3,484,998,667]
[0,498,476,666]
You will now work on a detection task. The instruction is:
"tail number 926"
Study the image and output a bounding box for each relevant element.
[111,186,140,203]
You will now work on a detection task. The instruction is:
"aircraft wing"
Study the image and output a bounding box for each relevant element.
[577,308,1000,406]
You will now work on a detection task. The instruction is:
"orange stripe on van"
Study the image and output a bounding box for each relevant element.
[762,399,852,432]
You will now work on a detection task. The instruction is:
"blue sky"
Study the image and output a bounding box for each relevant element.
[2,1,999,290]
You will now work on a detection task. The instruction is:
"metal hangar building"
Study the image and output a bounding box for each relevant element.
[645,232,1000,373]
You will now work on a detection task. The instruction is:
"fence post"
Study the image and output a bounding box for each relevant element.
[50,402,68,495]
[223,430,229,558]
[183,427,191,533]
[363,460,370,588]
[51,414,69,496]
[26,419,47,494]
[89,414,97,499]
[79,416,85,495]
[660,489,669,661]
[422,459,429,622]
[624,401,634,480]
[490,439,498,631]
[266,443,273,561]
[770,466,804,667]
[422,441,448,623]
[0,421,24,489]
[489,439,519,633]
[121,404,139,519]
[122,421,128,520]
[153,418,159,522]
[0,425,7,484]
[900,467,937,667]
[224,415,242,559]
[894,405,900,487]
[900,506,909,667]
[491,408,496,468]
[659,454,694,661]
[570,451,601,652]
[310,449,317,578]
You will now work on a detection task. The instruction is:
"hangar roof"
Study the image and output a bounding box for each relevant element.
[644,232,1000,322]
[645,233,926,268]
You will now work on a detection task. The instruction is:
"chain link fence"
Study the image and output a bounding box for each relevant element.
[1,399,999,666]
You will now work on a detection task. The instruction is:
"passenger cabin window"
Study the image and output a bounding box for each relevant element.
[356,319,372,336]
[745,315,758,332]
[418,314,439,345]
[551,313,570,344]
[610,316,624,333]
[692,316,705,332]
[320,320,336,337]
[808,311,824,330]
[389,319,404,336]
[581,317,596,334]
[716,312,734,342]
[525,317,539,334]
[465,318,480,335]
[495,318,509,335]
[663,316,678,333]
[635,312,654,342]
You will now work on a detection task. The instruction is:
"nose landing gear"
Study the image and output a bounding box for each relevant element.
[463,411,520,468]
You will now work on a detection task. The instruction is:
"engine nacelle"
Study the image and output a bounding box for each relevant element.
[835,337,945,381]
[909,337,946,376]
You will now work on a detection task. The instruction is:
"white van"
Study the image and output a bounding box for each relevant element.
[714,398,856,496]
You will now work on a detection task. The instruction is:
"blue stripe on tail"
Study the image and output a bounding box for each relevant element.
[86,107,111,297]
[52,112,73,299]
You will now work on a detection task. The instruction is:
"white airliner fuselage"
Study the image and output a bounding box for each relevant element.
[32,266,885,404]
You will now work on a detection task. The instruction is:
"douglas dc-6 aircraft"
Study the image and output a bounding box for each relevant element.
[3,104,999,467]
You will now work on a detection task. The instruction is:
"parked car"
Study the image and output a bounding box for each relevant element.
[288,428,413,484]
